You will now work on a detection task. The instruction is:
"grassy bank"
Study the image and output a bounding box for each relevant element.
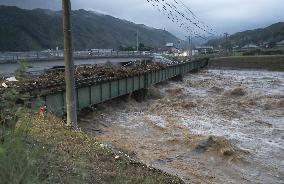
[0,114,184,184]
[209,55,284,71]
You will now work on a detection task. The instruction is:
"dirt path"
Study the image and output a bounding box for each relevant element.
[80,70,284,184]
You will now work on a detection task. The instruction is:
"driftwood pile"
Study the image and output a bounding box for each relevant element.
[0,62,172,95]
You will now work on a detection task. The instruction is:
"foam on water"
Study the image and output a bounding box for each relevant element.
[81,69,284,184]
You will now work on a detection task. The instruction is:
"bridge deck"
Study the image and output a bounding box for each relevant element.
[0,51,152,63]
[30,58,208,116]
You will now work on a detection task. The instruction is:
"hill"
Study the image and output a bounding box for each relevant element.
[0,6,180,51]
[206,22,284,48]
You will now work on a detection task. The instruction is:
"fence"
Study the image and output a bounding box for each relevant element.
[0,51,153,63]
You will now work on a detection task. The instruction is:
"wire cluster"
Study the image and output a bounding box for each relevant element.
[146,0,216,39]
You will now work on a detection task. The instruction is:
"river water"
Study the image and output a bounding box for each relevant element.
[80,69,284,184]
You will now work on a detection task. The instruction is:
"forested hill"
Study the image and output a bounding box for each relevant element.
[206,22,284,47]
[0,6,180,51]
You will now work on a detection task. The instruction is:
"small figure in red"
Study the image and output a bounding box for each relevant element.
[39,105,47,118]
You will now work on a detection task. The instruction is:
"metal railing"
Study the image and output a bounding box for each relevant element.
[0,50,154,63]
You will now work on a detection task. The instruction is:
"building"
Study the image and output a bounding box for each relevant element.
[195,46,214,54]
[165,43,174,47]
[165,43,178,53]
[241,44,259,51]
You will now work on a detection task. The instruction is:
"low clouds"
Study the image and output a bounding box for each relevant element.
[0,0,283,38]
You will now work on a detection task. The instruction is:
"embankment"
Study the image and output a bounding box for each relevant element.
[208,55,284,71]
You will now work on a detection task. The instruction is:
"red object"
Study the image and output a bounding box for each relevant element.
[39,106,47,113]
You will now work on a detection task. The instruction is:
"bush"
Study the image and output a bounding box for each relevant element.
[0,89,20,132]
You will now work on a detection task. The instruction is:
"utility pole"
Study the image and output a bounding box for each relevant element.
[224,33,229,56]
[186,35,191,57]
[136,30,139,52]
[62,0,77,128]
[191,36,193,57]
[189,35,191,57]
[163,28,166,48]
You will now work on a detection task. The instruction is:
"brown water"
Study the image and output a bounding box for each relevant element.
[80,70,284,184]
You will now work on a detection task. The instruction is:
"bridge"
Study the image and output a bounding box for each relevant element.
[0,50,153,77]
[24,58,209,116]
[0,50,153,63]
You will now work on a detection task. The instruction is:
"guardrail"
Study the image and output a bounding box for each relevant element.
[30,58,209,116]
[0,51,153,63]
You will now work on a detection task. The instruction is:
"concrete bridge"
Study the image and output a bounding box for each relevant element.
[0,50,153,63]
[0,51,153,77]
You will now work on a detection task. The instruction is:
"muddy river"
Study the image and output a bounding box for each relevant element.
[80,69,284,184]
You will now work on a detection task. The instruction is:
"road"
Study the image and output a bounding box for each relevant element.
[0,57,150,77]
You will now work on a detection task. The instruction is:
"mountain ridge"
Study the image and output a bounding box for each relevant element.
[0,6,180,51]
[206,22,284,48]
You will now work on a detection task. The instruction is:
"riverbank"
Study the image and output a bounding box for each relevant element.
[0,114,184,184]
[209,55,284,71]
[80,69,284,183]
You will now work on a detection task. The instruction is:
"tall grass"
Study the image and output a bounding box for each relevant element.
[0,124,40,184]
[0,70,40,184]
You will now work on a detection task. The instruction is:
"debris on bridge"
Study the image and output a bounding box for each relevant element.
[0,61,183,95]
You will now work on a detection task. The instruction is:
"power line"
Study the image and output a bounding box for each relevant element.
[176,0,216,34]
[146,0,216,39]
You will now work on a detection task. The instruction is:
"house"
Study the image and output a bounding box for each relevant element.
[195,46,214,54]
[241,44,259,51]
[165,43,174,47]
[165,43,178,53]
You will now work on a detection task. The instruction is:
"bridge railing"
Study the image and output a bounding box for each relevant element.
[0,50,153,63]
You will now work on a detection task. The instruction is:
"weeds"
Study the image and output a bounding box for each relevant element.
[0,63,40,184]
[0,122,40,184]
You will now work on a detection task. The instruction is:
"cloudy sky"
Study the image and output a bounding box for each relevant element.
[1,0,284,39]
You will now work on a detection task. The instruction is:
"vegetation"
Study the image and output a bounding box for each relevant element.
[209,55,284,71]
[0,118,40,184]
[242,48,284,56]
[207,22,284,48]
[0,6,179,51]
[0,81,40,184]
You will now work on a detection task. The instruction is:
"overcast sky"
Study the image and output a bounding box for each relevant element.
[1,0,284,39]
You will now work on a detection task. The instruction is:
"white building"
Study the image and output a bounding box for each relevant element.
[242,44,259,51]
[195,46,214,54]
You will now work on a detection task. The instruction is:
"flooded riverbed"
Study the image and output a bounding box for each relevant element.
[80,70,284,184]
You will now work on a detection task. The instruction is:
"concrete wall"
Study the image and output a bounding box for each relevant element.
[208,55,284,71]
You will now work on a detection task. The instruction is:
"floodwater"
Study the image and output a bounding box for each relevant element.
[80,70,284,184]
